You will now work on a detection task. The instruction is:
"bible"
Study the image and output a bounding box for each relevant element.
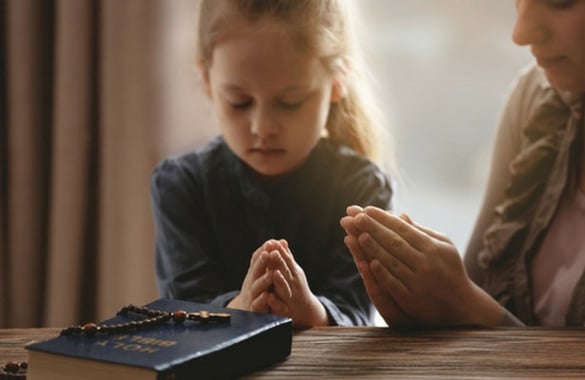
[26,298,292,379]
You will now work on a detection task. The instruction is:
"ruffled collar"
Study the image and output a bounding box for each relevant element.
[478,77,584,269]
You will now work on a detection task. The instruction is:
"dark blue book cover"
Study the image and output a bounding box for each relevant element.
[26,298,292,379]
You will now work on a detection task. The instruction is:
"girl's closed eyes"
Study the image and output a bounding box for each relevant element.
[224,93,309,112]
[547,0,578,9]
[226,99,304,111]
[231,99,253,110]
[277,97,306,111]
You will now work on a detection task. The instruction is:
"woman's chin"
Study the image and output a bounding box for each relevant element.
[544,71,585,94]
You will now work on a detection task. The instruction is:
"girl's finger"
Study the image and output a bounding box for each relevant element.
[249,291,269,313]
[267,249,294,282]
[272,269,293,300]
[267,292,289,316]
[248,270,273,300]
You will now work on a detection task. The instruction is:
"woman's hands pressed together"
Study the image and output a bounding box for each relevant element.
[341,206,505,327]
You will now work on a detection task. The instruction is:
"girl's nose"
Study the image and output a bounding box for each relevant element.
[512,0,548,47]
[250,109,279,138]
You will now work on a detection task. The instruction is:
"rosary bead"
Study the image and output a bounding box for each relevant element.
[57,305,229,341]
[3,362,19,373]
[147,309,161,317]
[82,322,98,336]
[114,323,128,333]
[0,361,26,379]
[172,310,187,323]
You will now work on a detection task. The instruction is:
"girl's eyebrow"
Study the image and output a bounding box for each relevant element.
[281,85,309,94]
[220,84,246,92]
[220,84,312,94]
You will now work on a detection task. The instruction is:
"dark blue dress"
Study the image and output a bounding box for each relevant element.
[150,136,393,326]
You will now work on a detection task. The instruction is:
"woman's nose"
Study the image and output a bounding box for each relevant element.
[512,0,548,47]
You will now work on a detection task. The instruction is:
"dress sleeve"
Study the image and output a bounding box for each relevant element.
[319,162,394,326]
[150,157,238,306]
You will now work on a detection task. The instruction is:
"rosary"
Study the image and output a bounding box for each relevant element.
[0,304,230,379]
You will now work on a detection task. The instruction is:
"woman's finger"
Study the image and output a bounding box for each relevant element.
[346,205,364,217]
[341,214,366,237]
[357,232,416,287]
[344,234,367,263]
[357,261,414,327]
[401,212,452,244]
[369,259,412,306]
[353,210,425,269]
[364,207,423,247]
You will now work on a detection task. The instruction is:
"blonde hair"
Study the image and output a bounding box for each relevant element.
[196,0,395,168]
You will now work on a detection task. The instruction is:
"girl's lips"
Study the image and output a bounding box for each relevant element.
[250,148,286,155]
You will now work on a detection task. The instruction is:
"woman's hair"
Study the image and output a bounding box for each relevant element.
[196,0,395,168]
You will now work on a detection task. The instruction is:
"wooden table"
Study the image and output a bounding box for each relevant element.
[1,327,584,378]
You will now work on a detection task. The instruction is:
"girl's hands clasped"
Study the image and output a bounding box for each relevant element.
[229,239,328,327]
[265,239,328,327]
[227,241,277,313]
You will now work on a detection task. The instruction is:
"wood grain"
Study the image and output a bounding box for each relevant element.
[0,328,60,362]
[246,327,585,379]
[2,327,584,379]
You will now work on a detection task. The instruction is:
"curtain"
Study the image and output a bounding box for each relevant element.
[0,0,172,328]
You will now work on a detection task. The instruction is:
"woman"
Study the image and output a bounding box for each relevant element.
[341,0,584,327]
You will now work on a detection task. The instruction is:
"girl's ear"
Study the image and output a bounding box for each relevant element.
[197,59,212,98]
[330,59,349,103]
[330,77,348,103]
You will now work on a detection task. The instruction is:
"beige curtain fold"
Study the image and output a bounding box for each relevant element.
[44,0,100,328]
[1,0,163,328]
[3,0,55,328]
[96,0,161,323]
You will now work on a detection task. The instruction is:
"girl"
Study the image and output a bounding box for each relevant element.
[342,0,585,327]
[150,0,395,327]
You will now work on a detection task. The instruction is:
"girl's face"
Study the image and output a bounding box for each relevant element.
[201,20,343,177]
[513,0,585,92]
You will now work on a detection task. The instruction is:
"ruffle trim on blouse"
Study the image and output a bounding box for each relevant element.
[478,86,583,269]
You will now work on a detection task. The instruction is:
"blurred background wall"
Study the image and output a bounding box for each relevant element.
[0,0,532,328]
[360,1,533,249]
